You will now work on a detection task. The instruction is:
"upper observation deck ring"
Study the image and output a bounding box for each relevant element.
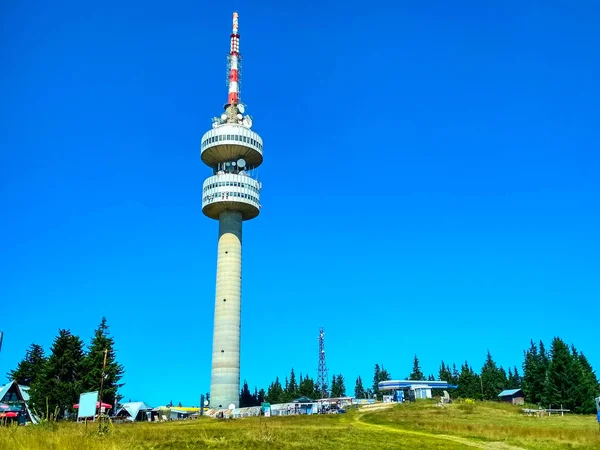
[201,124,263,168]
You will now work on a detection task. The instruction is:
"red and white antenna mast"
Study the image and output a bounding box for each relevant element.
[227,12,241,106]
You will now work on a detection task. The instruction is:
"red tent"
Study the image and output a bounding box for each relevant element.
[73,402,112,409]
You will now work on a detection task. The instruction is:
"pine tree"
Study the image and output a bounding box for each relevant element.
[456,361,481,399]
[573,351,600,414]
[512,366,522,388]
[522,340,546,404]
[371,364,392,400]
[558,344,600,414]
[379,366,391,399]
[331,374,346,397]
[409,355,425,381]
[451,363,460,385]
[372,364,381,400]
[7,344,46,386]
[330,375,339,397]
[239,380,253,407]
[542,337,579,410]
[299,375,317,399]
[266,377,284,404]
[507,366,522,389]
[286,368,298,400]
[521,340,537,402]
[438,361,453,383]
[29,329,86,418]
[507,367,516,389]
[539,340,550,372]
[480,351,507,400]
[257,388,266,404]
[81,317,125,408]
[354,376,365,399]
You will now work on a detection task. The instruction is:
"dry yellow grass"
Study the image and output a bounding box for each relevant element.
[1,401,598,449]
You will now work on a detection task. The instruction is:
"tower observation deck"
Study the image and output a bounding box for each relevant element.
[201,12,263,410]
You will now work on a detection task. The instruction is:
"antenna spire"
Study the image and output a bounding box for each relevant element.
[227,12,241,106]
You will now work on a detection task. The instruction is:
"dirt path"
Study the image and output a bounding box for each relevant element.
[354,406,526,450]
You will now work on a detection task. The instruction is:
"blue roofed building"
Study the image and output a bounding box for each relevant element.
[378,379,457,402]
[498,389,525,405]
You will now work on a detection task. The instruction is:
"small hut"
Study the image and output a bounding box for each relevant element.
[0,381,38,425]
[498,389,525,405]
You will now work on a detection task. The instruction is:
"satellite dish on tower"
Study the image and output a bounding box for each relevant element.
[236,113,243,120]
[238,104,245,114]
[221,114,228,121]
[242,116,252,128]
[237,158,246,168]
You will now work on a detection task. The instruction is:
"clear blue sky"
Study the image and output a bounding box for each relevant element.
[1,0,599,406]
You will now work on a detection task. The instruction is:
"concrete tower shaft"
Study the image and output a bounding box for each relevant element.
[201,12,262,409]
[210,210,242,409]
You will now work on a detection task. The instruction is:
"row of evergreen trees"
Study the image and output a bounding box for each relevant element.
[246,337,599,414]
[239,369,348,407]
[9,328,598,415]
[426,337,598,414]
[522,339,598,413]
[7,318,124,418]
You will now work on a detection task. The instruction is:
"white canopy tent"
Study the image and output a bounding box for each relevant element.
[115,402,153,421]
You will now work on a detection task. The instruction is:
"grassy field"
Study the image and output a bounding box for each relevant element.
[1,401,599,449]
[361,401,600,450]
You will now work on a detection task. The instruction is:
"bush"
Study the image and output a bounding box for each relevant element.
[458,398,476,414]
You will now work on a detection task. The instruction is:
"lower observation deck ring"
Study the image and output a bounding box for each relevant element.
[202,173,261,221]
[202,200,260,221]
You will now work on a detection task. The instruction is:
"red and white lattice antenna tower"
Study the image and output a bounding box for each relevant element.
[317,327,328,398]
[227,12,241,106]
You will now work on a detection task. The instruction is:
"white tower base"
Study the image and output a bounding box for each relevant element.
[209,209,242,409]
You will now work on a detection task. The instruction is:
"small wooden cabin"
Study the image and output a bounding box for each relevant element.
[498,389,525,405]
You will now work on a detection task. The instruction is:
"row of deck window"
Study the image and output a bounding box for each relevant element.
[203,191,259,204]
[203,181,260,193]
[202,133,262,150]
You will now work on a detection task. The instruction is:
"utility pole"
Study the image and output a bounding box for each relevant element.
[97,349,108,430]
[480,376,484,400]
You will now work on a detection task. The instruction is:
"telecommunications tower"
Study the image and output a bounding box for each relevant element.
[201,12,263,409]
[317,328,328,398]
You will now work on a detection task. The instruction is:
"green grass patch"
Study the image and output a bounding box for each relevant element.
[360,400,600,450]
